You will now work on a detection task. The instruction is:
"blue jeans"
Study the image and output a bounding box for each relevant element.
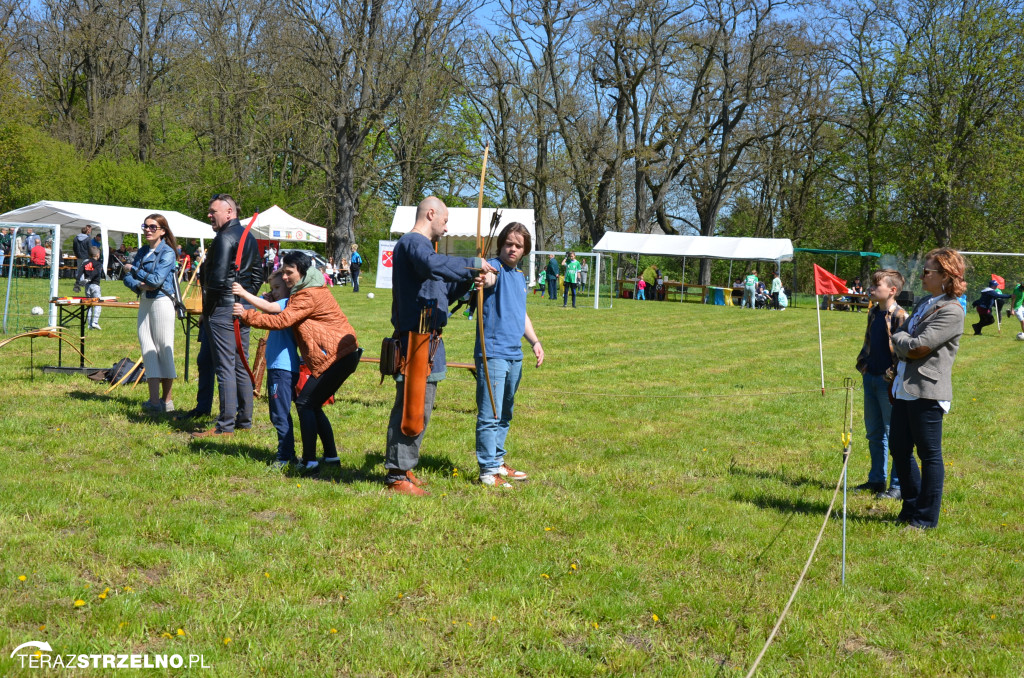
[267,368,298,463]
[351,266,360,292]
[863,372,899,489]
[475,357,523,475]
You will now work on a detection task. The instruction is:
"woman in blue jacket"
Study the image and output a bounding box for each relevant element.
[124,214,179,413]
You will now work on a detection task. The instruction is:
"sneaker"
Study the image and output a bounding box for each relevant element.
[90,323,101,330]
[480,473,513,488]
[853,481,885,493]
[322,456,340,464]
[162,400,175,413]
[142,400,162,412]
[300,460,320,472]
[497,463,528,481]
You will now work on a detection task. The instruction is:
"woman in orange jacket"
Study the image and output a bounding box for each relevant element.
[234,251,361,470]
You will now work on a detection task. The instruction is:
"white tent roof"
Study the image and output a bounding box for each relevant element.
[593,231,794,262]
[390,207,536,243]
[0,200,215,243]
[245,205,327,243]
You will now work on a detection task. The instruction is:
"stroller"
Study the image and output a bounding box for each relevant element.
[108,251,129,280]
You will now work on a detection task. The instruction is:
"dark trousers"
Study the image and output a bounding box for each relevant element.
[194,319,215,415]
[976,308,994,330]
[350,265,360,292]
[771,291,780,310]
[206,305,253,433]
[563,282,577,307]
[294,349,361,462]
[890,398,946,528]
[547,275,557,299]
[267,368,298,463]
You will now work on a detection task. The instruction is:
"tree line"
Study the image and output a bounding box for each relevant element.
[1,0,1022,283]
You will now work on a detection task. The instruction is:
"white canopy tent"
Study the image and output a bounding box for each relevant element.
[593,232,794,262]
[245,205,327,243]
[0,201,215,275]
[593,231,794,303]
[390,206,537,285]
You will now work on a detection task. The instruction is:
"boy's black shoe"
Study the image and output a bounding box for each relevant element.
[854,481,885,493]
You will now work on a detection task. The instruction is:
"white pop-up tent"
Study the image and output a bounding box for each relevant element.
[593,232,794,262]
[244,205,327,243]
[390,207,536,250]
[593,231,794,303]
[0,201,215,275]
[389,206,537,281]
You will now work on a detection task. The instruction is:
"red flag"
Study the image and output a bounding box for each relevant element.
[813,264,848,295]
[991,274,1005,289]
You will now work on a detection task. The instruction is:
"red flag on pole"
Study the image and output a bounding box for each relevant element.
[813,264,848,295]
[991,274,1005,289]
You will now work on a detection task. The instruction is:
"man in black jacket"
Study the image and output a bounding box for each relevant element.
[193,194,264,438]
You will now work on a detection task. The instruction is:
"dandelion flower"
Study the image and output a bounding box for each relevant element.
[544,527,553,531]
[419,618,426,622]
[223,638,232,645]
[98,592,107,600]
[84,584,90,589]
[39,625,46,632]
[491,616,497,622]
[73,599,85,607]
[570,564,577,571]
[991,614,997,619]
[541,574,550,579]
[177,628,185,636]
[330,628,337,634]
[652,614,659,622]
[264,572,270,579]
[297,483,301,487]
[162,632,173,639]
[397,593,403,599]
[592,622,599,629]
[18,575,27,581]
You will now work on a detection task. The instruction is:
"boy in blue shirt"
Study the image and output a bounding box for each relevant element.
[475,222,545,488]
[234,271,300,466]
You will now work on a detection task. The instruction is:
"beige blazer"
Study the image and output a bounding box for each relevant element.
[892,295,964,401]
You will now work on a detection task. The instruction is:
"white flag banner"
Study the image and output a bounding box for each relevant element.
[375,239,398,289]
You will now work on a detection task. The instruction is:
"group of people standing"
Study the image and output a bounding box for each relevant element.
[120,194,541,495]
[854,249,967,529]
[539,252,585,307]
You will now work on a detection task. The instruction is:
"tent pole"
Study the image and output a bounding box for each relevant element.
[48,226,59,327]
[681,256,686,303]
[594,252,601,310]
[729,261,733,287]
[3,226,19,333]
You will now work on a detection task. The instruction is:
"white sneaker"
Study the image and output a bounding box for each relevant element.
[480,474,513,489]
[1016,332,1024,341]
[497,463,528,480]
[90,323,101,330]
[162,400,175,413]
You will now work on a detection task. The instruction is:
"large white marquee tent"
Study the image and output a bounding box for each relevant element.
[244,205,327,243]
[593,232,794,262]
[0,200,215,274]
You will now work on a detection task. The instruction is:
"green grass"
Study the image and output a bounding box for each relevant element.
[1,276,1022,676]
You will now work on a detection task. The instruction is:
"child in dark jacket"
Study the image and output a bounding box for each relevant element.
[74,246,104,330]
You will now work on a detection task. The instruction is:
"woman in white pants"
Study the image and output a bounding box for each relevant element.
[123,214,178,413]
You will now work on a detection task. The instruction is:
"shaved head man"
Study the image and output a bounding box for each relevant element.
[383,196,495,495]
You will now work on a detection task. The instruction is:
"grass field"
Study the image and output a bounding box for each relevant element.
[1,276,1021,676]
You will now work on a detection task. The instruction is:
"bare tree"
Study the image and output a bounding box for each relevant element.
[275,0,474,263]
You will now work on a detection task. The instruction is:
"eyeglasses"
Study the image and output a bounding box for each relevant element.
[142,223,162,231]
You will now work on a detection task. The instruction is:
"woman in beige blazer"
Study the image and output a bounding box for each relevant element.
[889,248,967,529]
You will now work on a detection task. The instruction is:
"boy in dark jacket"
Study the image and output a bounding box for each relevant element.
[74,246,104,330]
[854,269,908,499]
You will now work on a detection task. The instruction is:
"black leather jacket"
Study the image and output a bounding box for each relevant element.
[200,218,264,314]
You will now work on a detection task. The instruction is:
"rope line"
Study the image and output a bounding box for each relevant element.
[743,386,854,678]
[443,375,850,400]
